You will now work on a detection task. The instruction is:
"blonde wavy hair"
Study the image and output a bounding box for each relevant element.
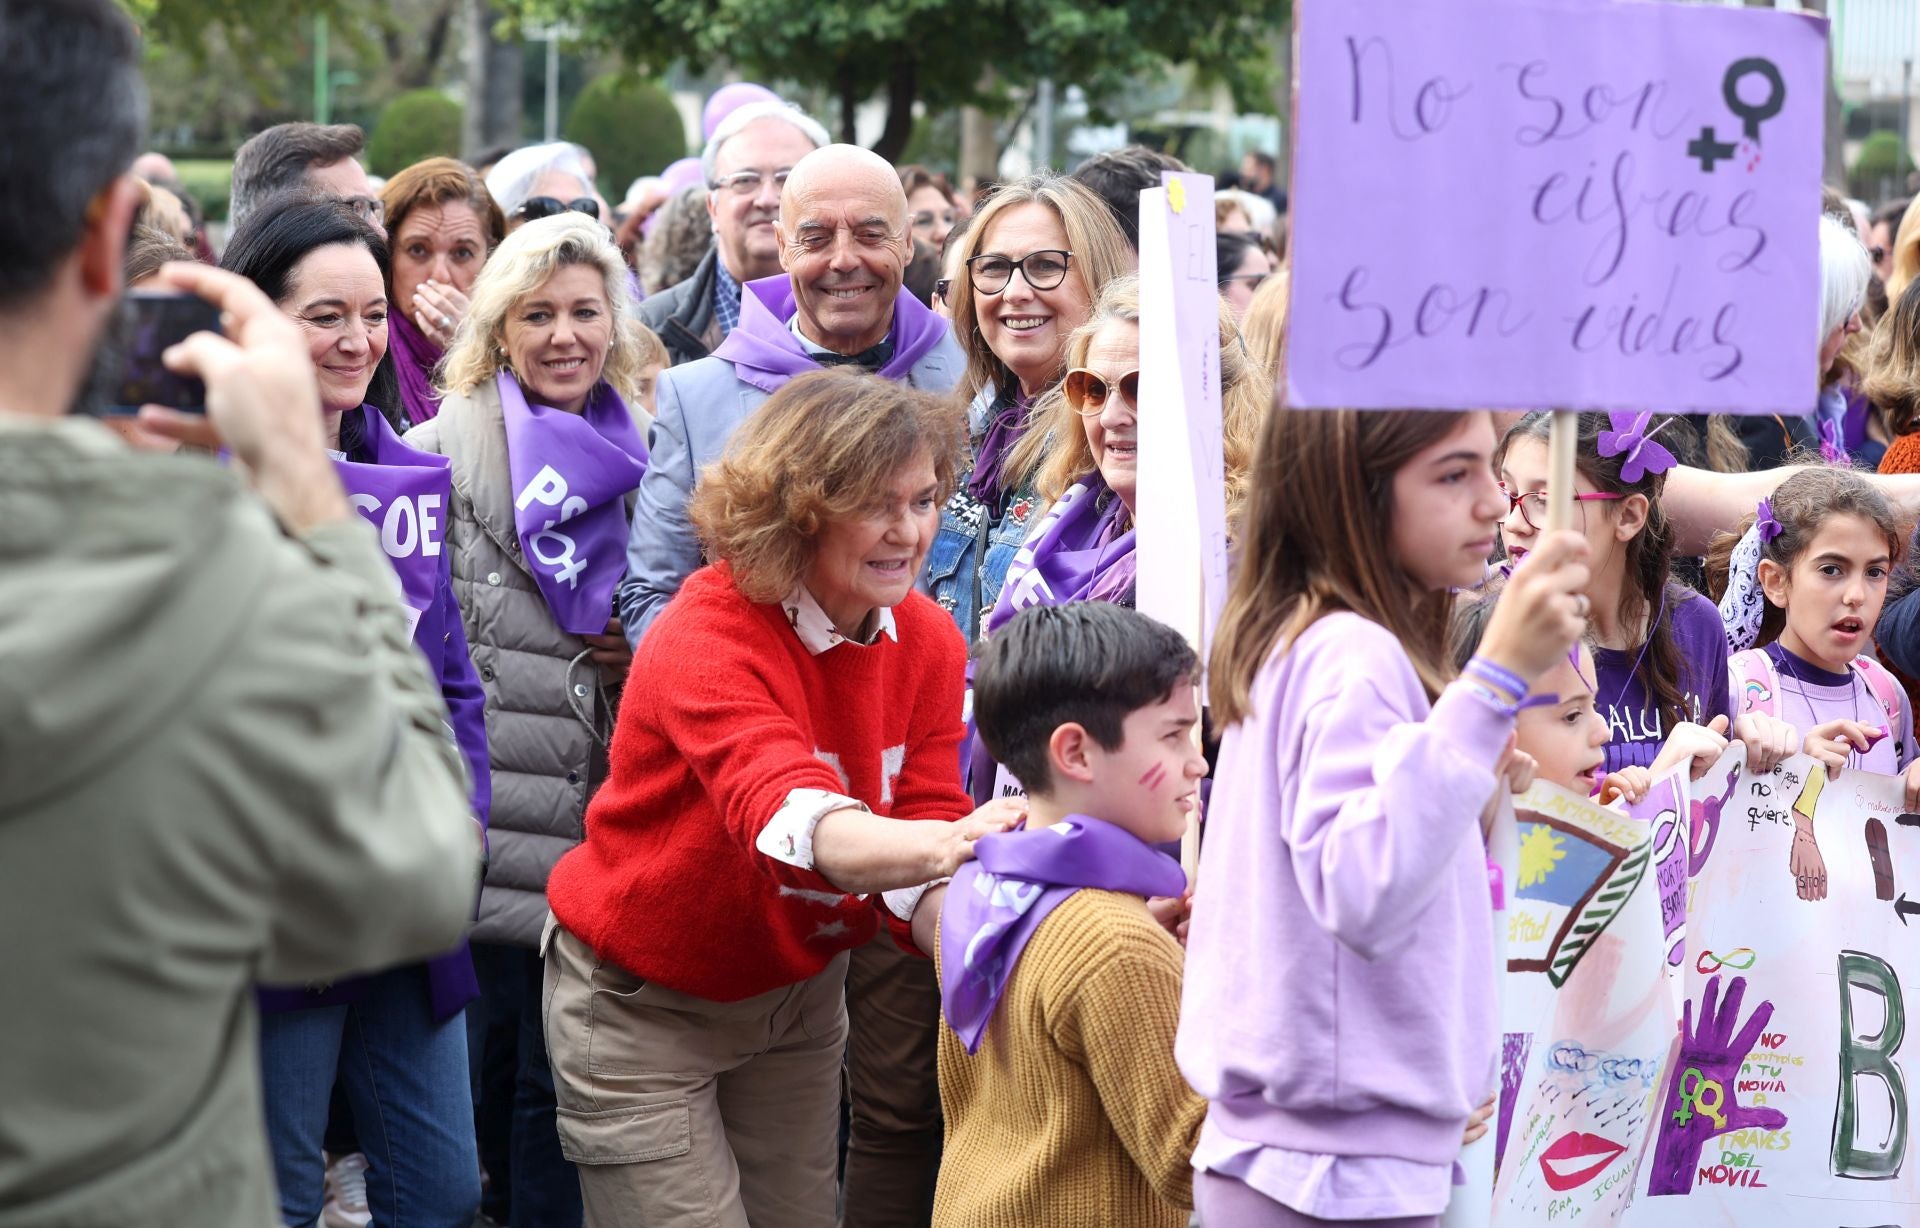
[1011,274,1272,537]
[949,173,1133,405]
[689,370,969,603]
[438,212,645,403]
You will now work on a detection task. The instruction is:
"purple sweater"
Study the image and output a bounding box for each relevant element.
[1592,586,1731,774]
[1177,612,1504,1169]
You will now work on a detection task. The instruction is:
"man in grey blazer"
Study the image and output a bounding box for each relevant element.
[613,142,966,1228]
[618,143,966,646]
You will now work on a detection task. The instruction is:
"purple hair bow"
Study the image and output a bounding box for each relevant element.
[1755,497,1783,545]
[1596,411,1678,484]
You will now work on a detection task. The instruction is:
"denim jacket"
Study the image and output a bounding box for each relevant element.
[921,385,1043,645]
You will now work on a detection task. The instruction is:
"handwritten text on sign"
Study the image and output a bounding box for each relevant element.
[1286,0,1824,415]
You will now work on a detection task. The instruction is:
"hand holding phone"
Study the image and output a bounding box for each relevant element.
[97,290,225,415]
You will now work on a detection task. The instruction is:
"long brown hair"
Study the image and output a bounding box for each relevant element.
[1210,406,1473,725]
[1498,412,1696,735]
[1704,466,1904,651]
[1863,277,1920,438]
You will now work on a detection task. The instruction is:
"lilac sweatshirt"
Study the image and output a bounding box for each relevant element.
[1177,612,1505,1178]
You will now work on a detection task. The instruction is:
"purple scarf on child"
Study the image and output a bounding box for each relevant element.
[711,275,952,394]
[942,815,1185,1055]
[498,370,650,635]
[334,405,452,642]
[387,310,445,426]
[986,477,1137,636]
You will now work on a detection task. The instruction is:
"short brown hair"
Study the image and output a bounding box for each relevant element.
[379,157,506,263]
[689,370,968,603]
[632,321,669,371]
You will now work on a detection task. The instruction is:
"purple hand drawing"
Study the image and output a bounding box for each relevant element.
[1647,975,1788,1195]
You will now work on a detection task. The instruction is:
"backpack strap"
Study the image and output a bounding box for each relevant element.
[1729,648,1778,719]
[1854,655,1904,733]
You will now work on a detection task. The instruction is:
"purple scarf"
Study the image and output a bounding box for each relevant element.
[498,371,650,635]
[987,477,1137,636]
[710,275,952,394]
[335,404,452,643]
[942,814,1185,1054]
[967,386,1029,508]
[387,310,444,426]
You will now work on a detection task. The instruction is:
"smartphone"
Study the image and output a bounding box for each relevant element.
[101,290,223,415]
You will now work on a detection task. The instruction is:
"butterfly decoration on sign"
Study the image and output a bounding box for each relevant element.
[1597,411,1679,485]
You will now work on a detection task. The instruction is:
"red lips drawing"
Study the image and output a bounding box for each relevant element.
[1539,1130,1628,1191]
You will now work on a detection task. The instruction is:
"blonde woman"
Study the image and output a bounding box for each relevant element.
[404,211,651,1226]
[990,273,1271,632]
[927,172,1134,643]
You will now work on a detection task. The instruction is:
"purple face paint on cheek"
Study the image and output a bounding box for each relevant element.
[1139,764,1167,791]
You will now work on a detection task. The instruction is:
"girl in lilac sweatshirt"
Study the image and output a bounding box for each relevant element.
[1178,409,1590,1227]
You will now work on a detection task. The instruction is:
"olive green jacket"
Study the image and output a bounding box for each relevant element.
[0,416,483,1228]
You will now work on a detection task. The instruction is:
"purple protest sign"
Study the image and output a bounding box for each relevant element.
[336,404,452,643]
[1287,0,1825,414]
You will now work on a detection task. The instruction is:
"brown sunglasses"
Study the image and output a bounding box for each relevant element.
[1063,367,1140,416]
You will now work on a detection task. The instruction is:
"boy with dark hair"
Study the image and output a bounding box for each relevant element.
[912,602,1208,1228]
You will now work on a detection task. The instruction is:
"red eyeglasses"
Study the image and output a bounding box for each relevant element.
[1499,484,1622,531]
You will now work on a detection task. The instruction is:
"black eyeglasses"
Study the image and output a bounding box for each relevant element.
[1221,273,1269,291]
[516,196,600,222]
[933,278,952,304]
[967,249,1073,294]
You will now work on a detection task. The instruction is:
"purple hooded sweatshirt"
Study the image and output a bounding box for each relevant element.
[1176,611,1506,1218]
[710,274,953,393]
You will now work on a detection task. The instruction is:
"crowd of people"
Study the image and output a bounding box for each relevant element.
[17,1,1920,1227]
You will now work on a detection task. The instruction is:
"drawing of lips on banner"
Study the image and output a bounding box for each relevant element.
[1539,1131,1628,1191]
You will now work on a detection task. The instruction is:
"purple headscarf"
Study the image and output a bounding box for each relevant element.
[942,815,1185,1054]
[498,371,650,635]
[711,275,952,394]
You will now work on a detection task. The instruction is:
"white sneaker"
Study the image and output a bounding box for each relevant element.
[321,1152,372,1228]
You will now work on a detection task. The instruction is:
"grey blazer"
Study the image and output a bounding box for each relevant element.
[617,332,966,648]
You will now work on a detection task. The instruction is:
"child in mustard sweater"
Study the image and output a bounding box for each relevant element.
[911,602,1208,1228]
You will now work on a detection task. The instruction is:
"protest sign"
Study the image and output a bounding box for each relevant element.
[1286,0,1826,414]
[1623,747,1920,1223]
[1491,773,1680,1226]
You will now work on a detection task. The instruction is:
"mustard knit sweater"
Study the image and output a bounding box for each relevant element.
[932,889,1205,1228]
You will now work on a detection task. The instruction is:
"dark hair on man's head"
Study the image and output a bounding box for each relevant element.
[229,122,366,231]
[975,603,1199,796]
[0,0,146,311]
[1244,149,1277,175]
[1070,145,1191,251]
[220,193,402,432]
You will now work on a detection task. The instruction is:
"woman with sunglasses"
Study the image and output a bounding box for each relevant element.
[378,158,507,424]
[1214,231,1275,322]
[988,274,1270,628]
[485,141,611,235]
[925,174,1132,652]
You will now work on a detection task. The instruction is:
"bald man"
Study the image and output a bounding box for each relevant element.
[616,143,965,645]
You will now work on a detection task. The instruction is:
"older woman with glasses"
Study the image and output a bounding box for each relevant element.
[486,142,610,233]
[924,173,1132,649]
[542,369,1020,1228]
[378,157,507,424]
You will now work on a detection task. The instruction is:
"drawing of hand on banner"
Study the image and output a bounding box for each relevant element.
[1645,974,1788,1196]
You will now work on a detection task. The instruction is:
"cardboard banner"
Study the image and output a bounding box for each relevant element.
[1492,772,1682,1226]
[1286,0,1825,414]
[1480,749,1920,1224]
[1136,173,1229,672]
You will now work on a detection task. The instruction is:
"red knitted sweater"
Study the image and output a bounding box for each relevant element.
[546,564,973,1001]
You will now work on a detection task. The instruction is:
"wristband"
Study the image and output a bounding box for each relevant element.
[1458,679,1521,719]
[1465,656,1528,702]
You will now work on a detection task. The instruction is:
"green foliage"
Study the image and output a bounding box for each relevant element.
[563,74,688,197]
[1852,129,1916,199]
[174,159,234,222]
[512,0,1289,158]
[367,89,464,175]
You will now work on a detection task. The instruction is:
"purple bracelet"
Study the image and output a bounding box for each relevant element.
[1465,656,1528,700]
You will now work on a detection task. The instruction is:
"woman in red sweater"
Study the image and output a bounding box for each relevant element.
[542,369,1020,1227]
